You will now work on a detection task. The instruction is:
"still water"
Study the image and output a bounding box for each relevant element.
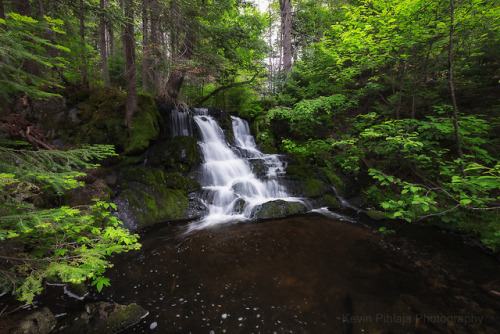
[60,212,499,333]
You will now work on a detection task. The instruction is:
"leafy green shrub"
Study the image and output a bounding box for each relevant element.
[0,144,140,303]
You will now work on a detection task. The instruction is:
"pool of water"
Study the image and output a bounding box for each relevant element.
[12,212,500,333]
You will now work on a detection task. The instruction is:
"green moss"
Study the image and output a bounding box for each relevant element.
[148,136,200,174]
[165,172,200,192]
[320,194,341,208]
[302,178,325,197]
[251,200,308,219]
[68,89,161,156]
[319,167,344,196]
[286,164,311,180]
[125,95,162,155]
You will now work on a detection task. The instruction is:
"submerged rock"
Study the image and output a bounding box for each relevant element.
[250,200,308,220]
[11,307,56,334]
[54,302,148,334]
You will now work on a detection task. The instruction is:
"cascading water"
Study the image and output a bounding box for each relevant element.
[191,112,303,228]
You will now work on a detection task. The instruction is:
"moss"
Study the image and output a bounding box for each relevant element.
[67,89,161,156]
[320,194,341,209]
[165,172,200,192]
[302,178,325,198]
[319,167,344,196]
[251,200,308,220]
[286,164,311,180]
[147,136,200,174]
[124,94,162,155]
[100,303,148,333]
[122,166,163,187]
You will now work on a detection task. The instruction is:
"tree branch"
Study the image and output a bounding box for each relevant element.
[196,72,259,106]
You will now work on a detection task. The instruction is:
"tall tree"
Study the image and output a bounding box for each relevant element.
[447,0,465,176]
[279,0,292,73]
[79,0,88,85]
[0,0,4,20]
[142,0,149,93]
[124,0,137,127]
[100,0,110,87]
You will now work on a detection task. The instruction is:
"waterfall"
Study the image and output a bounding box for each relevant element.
[192,113,303,228]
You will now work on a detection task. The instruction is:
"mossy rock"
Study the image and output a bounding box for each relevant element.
[72,89,161,156]
[301,178,326,198]
[115,166,194,229]
[365,210,390,221]
[318,194,341,209]
[285,163,312,180]
[319,167,344,196]
[147,136,200,174]
[165,172,200,192]
[118,187,189,230]
[54,302,148,334]
[250,200,308,220]
[121,166,164,188]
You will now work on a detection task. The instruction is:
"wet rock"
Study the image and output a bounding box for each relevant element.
[54,302,148,334]
[11,307,56,334]
[66,179,112,207]
[146,136,200,174]
[250,200,308,220]
[365,210,389,220]
[114,166,202,230]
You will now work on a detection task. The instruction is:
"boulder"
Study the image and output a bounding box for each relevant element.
[54,302,148,334]
[250,200,308,220]
[114,166,203,230]
[146,136,200,174]
[11,307,56,334]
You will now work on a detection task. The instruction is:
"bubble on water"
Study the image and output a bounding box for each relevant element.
[221,313,228,319]
[150,322,157,329]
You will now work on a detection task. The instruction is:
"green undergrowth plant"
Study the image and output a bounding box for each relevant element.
[0,142,140,304]
[278,111,500,250]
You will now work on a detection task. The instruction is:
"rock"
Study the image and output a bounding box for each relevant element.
[11,307,56,334]
[146,136,200,174]
[250,199,308,220]
[54,302,148,334]
[66,179,112,207]
[114,166,203,230]
[365,210,389,220]
[71,89,161,156]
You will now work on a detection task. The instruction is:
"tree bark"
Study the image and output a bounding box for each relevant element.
[79,0,88,85]
[142,0,149,93]
[100,0,109,87]
[279,0,292,73]
[124,0,137,128]
[36,0,45,18]
[448,0,465,176]
[0,0,5,20]
[16,0,30,16]
[164,34,194,103]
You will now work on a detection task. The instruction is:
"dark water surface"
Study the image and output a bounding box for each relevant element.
[15,213,500,333]
[85,213,499,333]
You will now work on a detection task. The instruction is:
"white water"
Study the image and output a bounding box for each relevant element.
[192,114,303,228]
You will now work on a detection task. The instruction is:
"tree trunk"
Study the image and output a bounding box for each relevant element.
[100,0,109,87]
[36,0,45,18]
[16,0,40,76]
[16,0,30,16]
[79,0,88,85]
[448,0,465,176]
[149,7,159,92]
[108,22,115,56]
[279,0,292,73]
[142,0,149,93]
[164,35,194,103]
[0,0,4,20]
[124,0,137,128]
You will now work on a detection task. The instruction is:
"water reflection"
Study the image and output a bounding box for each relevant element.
[79,213,499,333]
